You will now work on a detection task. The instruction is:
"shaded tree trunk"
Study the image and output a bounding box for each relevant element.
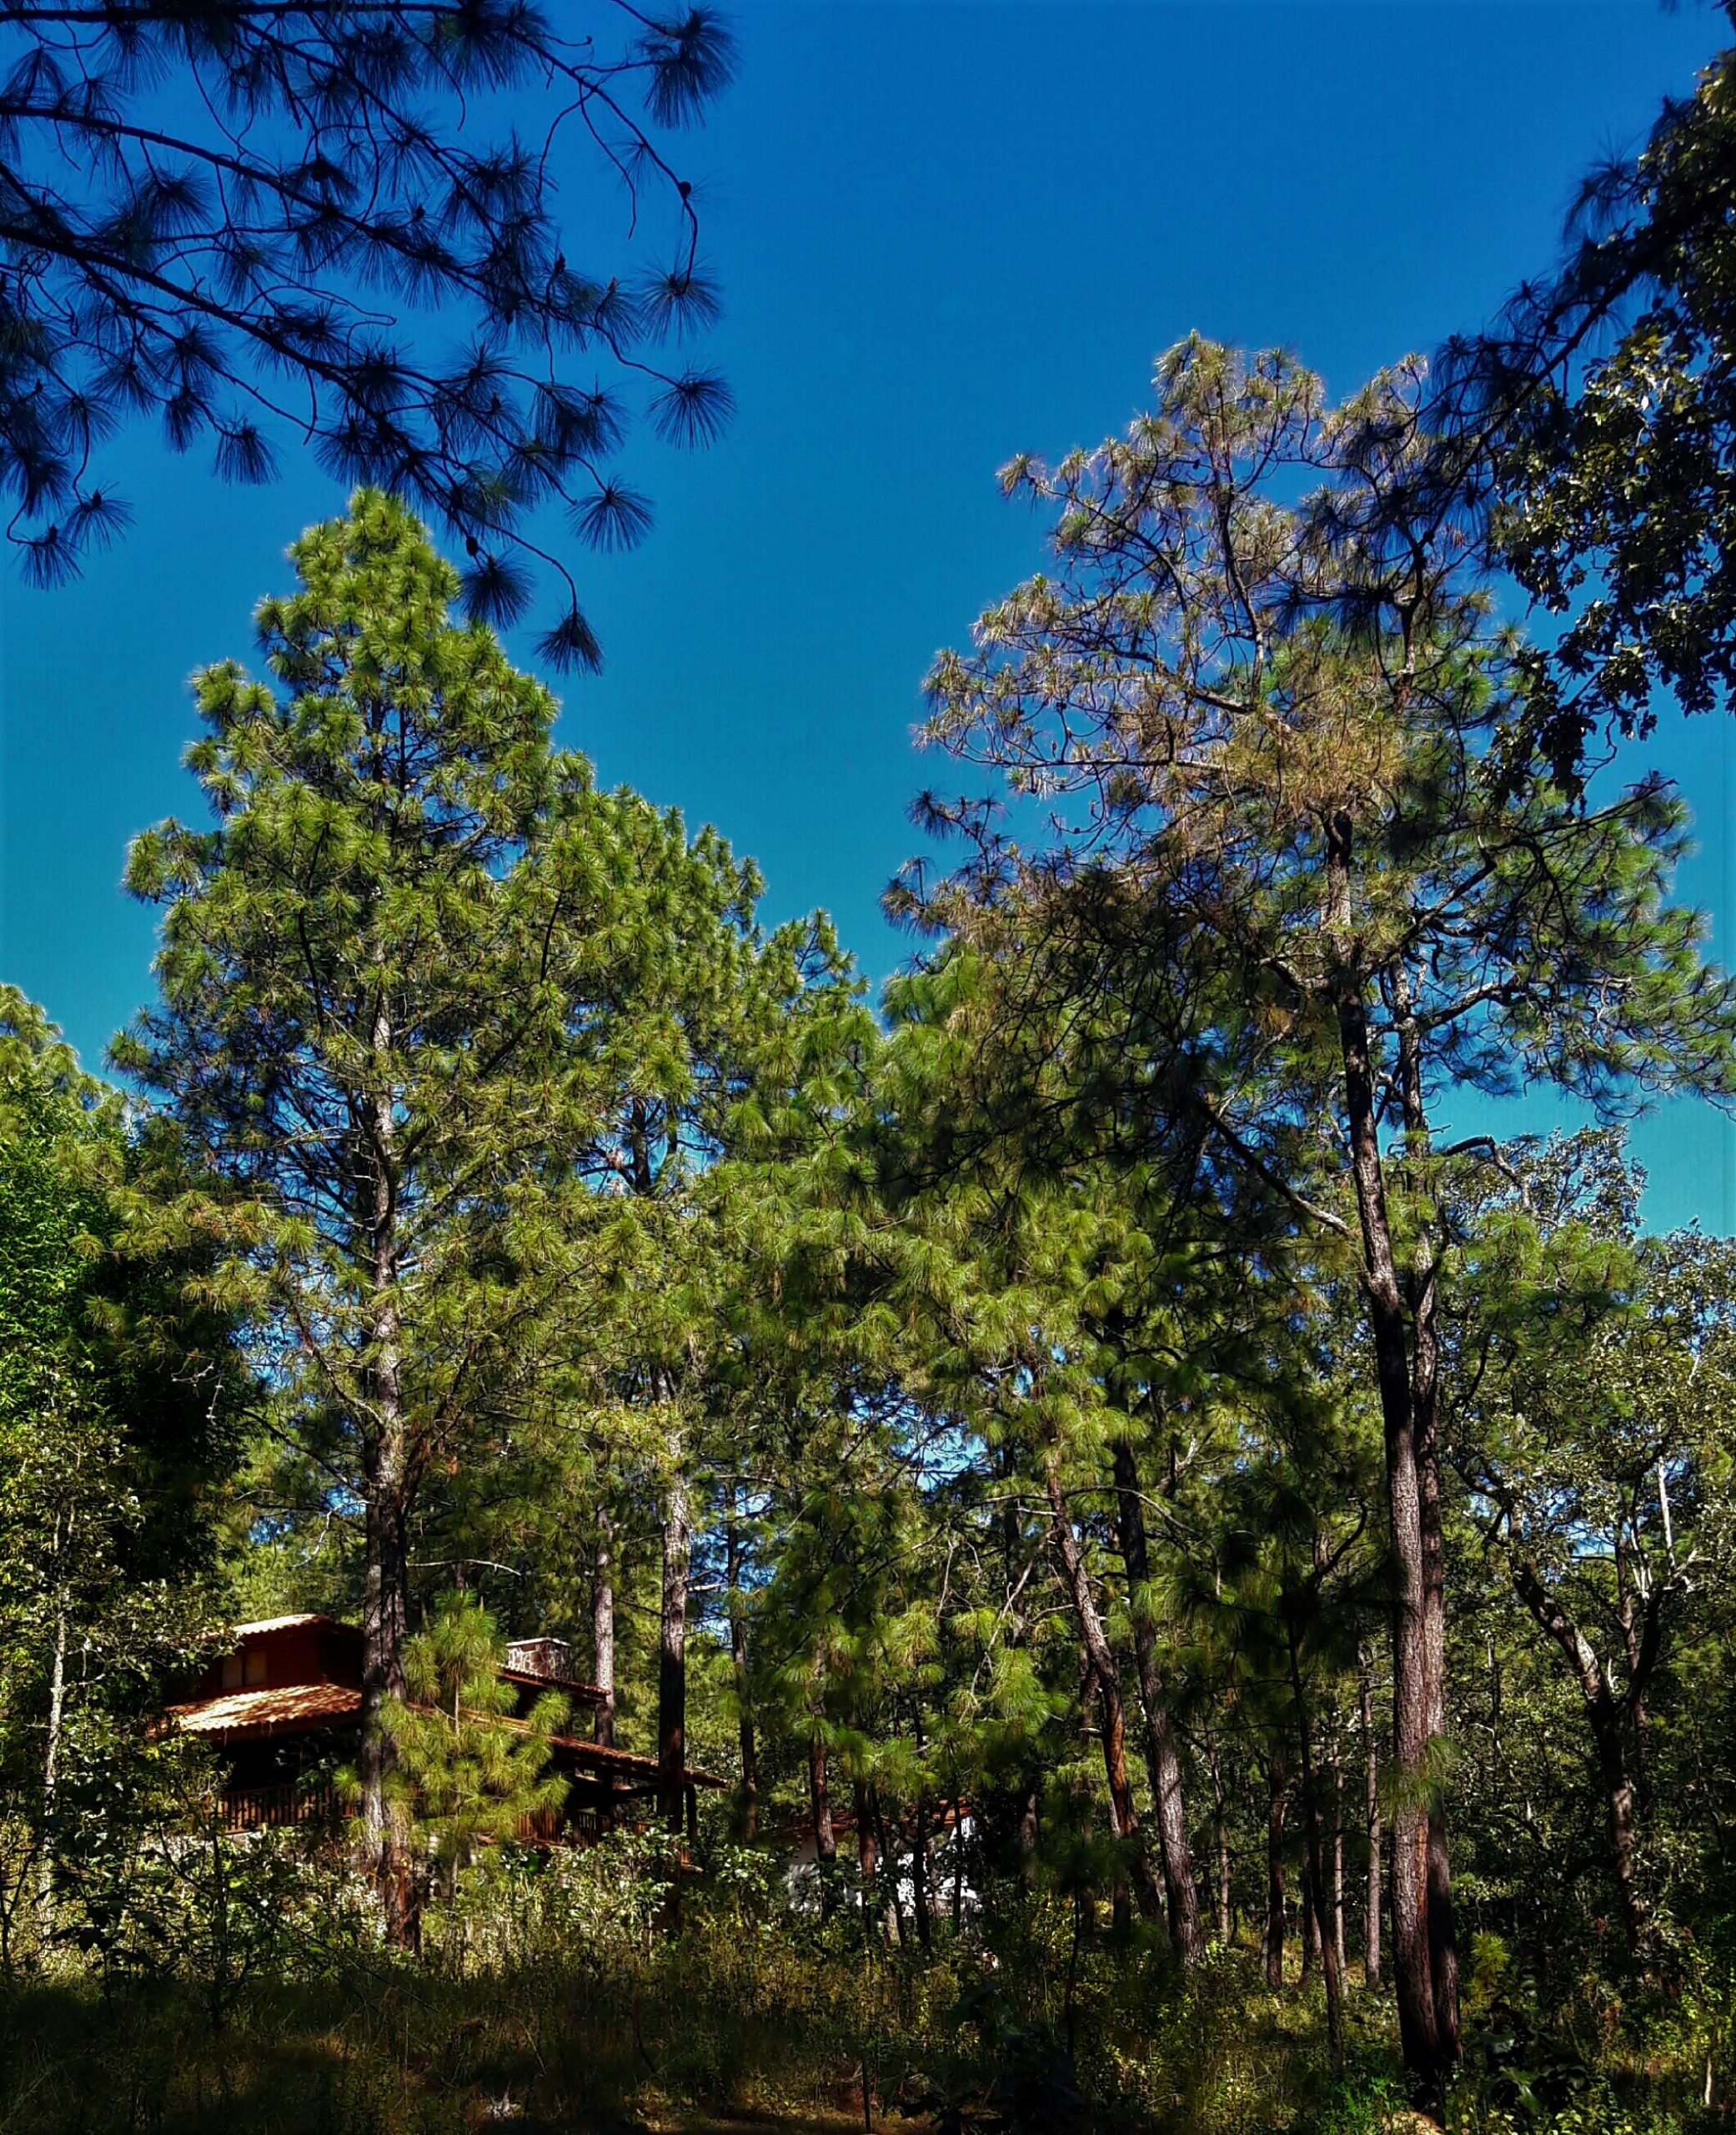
[1361,1655,1382,1987]
[808,1723,838,1912]
[358,1051,416,1950]
[1287,1618,1346,2063]
[37,1582,66,1940]
[1395,964,1461,2065]
[1046,1454,1166,1923]
[1265,1743,1287,1989]
[1330,1706,1347,1980]
[359,1420,414,1949]
[1326,845,1450,2093]
[1111,1437,1202,1964]
[725,1499,757,1838]
[1513,1559,1654,1957]
[658,1467,692,1835]
[1203,1730,1233,1946]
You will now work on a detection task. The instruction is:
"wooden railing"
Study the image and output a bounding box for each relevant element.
[515,1804,603,1846]
[223,1781,338,1832]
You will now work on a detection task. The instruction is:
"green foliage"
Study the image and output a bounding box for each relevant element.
[379,1595,568,1888]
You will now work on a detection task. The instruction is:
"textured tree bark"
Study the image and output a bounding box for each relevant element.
[1327,832,1448,2092]
[1111,1438,1202,1963]
[658,1466,692,1834]
[1395,965,1461,2062]
[592,1508,616,1750]
[725,1505,758,1839]
[358,1023,417,1949]
[360,1419,414,1947]
[1046,1454,1165,1922]
[1361,1655,1382,1987]
[1265,1744,1287,1989]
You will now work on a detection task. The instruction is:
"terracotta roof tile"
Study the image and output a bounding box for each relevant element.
[168,1683,362,1738]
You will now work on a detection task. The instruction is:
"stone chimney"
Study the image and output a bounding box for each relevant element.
[504,1635,575,1685]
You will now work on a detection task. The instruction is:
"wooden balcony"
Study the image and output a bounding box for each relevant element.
[221,1783,606,1845]
[223,1781,338,1831]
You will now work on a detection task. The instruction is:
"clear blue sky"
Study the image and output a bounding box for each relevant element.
[2,3,1731,1227]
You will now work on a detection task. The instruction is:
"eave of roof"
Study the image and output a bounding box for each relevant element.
[166,1682,362,1739]
[162,1685,725,1789]
[231,1614,359,1639]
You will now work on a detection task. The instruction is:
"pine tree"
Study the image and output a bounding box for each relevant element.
[914,337,1736,2095]
[382,1593,569,1905]
[117,490,622,1941]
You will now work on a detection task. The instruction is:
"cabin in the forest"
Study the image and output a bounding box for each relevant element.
[163,1614,723,1841]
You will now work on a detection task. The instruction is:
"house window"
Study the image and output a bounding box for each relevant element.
[222,1653,243,1690]
[244,1648,268,1686]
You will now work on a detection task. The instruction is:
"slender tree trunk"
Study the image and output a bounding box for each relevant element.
[872,1786,906,1943]
[853,1777,879,1881]
[808,1723,837,1912]
[1287,1619,1345,2062]
[359,1050,417,1950]
[1111,1439,1202,1963]
[1208,1738,1233,1947]
[1018,1786,1040,1890]
[1513,1560,1652,1957]
[37,1582,67,1943]
[725,1503,758,1839]
[657,1465,692,1834]
[360,1420,414,1948]
[1331,1706,1347,1980]
[592,1508,616,1750]
[1046,1453,1165,1922]
[1396,964,1461,2063]
[912,1791,936,1948]
[1361,1654,1382,1987]
[1265,1743,1287,1990]
[1326,843,1447,2092]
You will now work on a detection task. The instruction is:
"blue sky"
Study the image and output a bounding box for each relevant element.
[2,2,1732,1227]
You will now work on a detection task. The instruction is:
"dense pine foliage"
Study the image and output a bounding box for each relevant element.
[10,20,1736,2135]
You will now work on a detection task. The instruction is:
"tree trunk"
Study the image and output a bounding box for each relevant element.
[1361,1654,1382,1987]
[1287,1617,1346,2062]
[854,1777,879,1881]
[360,1421,414,1948]
[1513,1559,1652,1957]
[808,1723,837,1911]
[1045,1453,1165,1922]
[37,1585,67,1942]
[1265,1743,1287,1989]
[592,1508,616,1750]
[359,1048,416,1949]
[658,1467,692,1834]
[725,1504,758,1839]
[1395,962,1461,2062]
[1331,1706,1347,1980]
[1212,1746,1233,1948]
[1326,837,1449,2092]
[1018,1786,1040,1891]
[1111,1439,1202,1964]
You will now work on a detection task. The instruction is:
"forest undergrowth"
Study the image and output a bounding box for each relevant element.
[0,1835,1728,2135]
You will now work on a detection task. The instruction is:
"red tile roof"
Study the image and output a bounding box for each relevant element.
[232,1614,356,1638]
[167,1682,362,1740]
